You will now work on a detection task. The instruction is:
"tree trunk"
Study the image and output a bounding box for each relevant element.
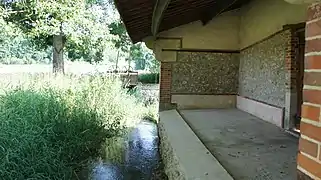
[53,35,65,74]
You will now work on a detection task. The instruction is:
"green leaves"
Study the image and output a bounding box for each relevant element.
[0,75,146,179]
[108,21,131,52]
[1,0,115,63]
[0,0,159,68]
[0,17,51,64]
[108,20,160,72]
[2,0,79,47]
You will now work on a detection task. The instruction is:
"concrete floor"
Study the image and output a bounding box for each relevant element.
[180,109,298,180]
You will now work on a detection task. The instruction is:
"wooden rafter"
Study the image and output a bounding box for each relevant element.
[151,0,171,36]
[115,0,252,43]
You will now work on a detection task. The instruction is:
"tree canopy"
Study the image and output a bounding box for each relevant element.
[0,0,159,73]
[0,14,52,64]
[109,20,159,72]
[1,0,113,63]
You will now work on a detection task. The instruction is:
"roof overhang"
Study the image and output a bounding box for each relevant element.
[115,0,252,43]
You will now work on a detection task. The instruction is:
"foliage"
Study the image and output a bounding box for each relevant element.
[108,21,131,53]
[0,74,146,179]
[138,73,160,84]
[131,84,159,122]
[130,43,159,72]
[65,2,115,63]
[0,17,51,64]
[144,50,160,73]
[1,0,115,64]
[130,43,145,70]
[0,0,159,72]
[130,43,160,72]
[143,103,159,123]
[108,20,160,73]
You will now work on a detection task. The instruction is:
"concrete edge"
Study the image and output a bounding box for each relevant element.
[236,96,284,127]
[171,94,236,110]
[159,109,234,180]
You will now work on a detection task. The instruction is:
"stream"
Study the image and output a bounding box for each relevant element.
[89,121,166,180]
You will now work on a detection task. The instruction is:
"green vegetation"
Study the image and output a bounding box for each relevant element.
[1,0,115,72]
[0,0,160,74]
[108,21,160,73]
[0,74,153,179]
[0,0,161,178]
[138,73,160,84]
[0,18,52,64]
[132,84,159,123]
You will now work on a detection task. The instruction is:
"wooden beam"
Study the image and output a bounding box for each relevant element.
[152,0,171,36]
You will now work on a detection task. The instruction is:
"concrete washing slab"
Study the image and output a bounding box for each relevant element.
[159,110,234,180]
[180,109,299,180]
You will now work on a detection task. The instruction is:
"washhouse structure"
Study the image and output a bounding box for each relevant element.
[115,0,321,179]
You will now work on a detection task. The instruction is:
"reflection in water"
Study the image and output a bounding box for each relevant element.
[90,121,160,180]
[91,163,124,180]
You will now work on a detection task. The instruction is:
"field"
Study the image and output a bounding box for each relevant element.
[0,63,151,74]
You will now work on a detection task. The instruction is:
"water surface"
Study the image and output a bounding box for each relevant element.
[90,121,162,180]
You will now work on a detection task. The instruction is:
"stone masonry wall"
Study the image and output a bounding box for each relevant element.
[158,121,187,180]
[238,31,288,108]
[171,52,239,95]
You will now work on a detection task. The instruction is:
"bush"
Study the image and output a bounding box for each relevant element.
[0,74,145,180]
[130,84,159,123]
[138,73,159,84]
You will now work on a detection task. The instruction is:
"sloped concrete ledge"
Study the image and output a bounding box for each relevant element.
[171,95,236,110]
[159,110,234,180]
[236,96,284,127]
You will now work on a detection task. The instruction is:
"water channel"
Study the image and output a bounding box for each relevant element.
[89,121,167,180]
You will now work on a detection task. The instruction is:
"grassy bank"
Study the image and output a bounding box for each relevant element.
[0,74,154,179]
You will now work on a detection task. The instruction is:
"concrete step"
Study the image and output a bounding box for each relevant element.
[159,109,234,180]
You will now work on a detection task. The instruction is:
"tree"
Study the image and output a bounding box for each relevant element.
[0,11,51,65]
[130,43,145,70]
[1,0,112,73]
[108,21,160,73]
[145,50,160,73]
[64,3,113,64]
[108,21,131,53]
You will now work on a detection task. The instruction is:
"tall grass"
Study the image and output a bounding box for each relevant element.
[131,84,159,123]
[0,74,146,180]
